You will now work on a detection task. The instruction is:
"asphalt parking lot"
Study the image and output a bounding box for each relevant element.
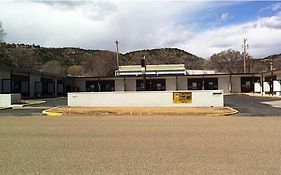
[1,115,281,174]
[0,97,67,116]
[224,94,281,116]
[1,94,281,117]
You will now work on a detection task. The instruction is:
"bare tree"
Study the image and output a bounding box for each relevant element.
[208,49,244,73]
[67,65,85,76]
[12,46,37,70]
[41,60,62,74]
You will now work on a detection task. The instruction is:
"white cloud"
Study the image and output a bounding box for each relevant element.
[271,3,281,11]
[0,1,203,52]
[0,1,281,59]
[177,14,281,58]
[220,13,231,21]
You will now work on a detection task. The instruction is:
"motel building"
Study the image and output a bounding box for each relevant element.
[68,64,261,94]
[1,63,281,99]
[0,65,65,98]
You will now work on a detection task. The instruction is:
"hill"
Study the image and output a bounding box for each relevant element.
[0,43,205,76]
[121,48,205,70]
[262,53,281,71]
[1,42,280,76]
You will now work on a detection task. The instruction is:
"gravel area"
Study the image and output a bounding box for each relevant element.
[1,115,281,174]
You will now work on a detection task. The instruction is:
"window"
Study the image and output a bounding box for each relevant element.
[86,80,115,92]
[136,79,166,91]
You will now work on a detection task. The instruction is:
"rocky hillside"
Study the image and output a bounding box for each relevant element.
[0,43,205,76]
[121,48,205,70]
[0,42,280,76]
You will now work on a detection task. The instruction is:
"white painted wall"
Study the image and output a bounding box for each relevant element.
[218,76,230,93]
[125,79,136,91]
[177,77,187,90]
[231,77,241,93]
[115,78,124,91]
[166,78,176,90]
[0,94,21,107]
[273,80,281,92]
[263,82,270,92]
[68,90,224,107]
[254,82,262,93]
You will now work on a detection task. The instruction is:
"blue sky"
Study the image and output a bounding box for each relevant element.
[0,1,281,58]
[194,2,275,28]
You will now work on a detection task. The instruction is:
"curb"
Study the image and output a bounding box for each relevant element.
[0,107,12,110]
[22,100,46,106]
[224,106,239,116]
[40,106,237,117]
[42,106,63,117]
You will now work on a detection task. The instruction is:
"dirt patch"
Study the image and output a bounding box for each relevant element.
[45,106,236,116]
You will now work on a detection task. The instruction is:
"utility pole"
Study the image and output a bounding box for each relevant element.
[141,56,146,91]
[242,38,249,73]
[270,58,274,96]
[115,40,120,74]
[261,58,274,96]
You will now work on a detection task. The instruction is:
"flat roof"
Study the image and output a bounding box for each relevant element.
[0,64,65,77]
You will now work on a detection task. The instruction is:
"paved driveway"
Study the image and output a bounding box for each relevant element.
[224,94,281,116]
[0,97,67,116]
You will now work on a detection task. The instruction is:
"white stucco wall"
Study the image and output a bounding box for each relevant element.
[115,78,124,91]
[218,76,230,94]
[254,82,262,93]
[125,79,136,91]
[0,94,21,107]
[273,81,281,92]
[177,77,187,90]
[68,90,224,107]
[231,77,241,93]
[166,78,176,90]
[263,82,270,92]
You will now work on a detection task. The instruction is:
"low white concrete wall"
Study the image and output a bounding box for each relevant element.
[0,94,21,107]
[273,80,281,96]
[68,90,223,107]
[263,82,270,92]
[254,82,262,93]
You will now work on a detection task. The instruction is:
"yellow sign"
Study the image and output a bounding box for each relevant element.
[173,92,192,103]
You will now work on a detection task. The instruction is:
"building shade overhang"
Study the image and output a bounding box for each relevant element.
[116,64,186,76]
